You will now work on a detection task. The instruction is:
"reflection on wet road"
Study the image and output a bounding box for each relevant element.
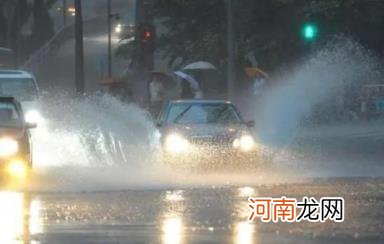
[0,187,257,244]
[0,192,42,244]
[1,178,383,243]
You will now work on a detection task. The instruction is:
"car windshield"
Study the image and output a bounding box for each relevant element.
[167,103,241,124]
[0,101,21,127]
[0,78,38,101]
[0,49,15,68]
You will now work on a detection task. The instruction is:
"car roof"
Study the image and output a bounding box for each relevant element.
[0,47,13,53]
[0,96,18,103]
[0,96,20,107]
[169,99,233,104]
[0,69,35,79]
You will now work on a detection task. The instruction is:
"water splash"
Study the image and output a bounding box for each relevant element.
[33,94,156,168]
[256,38,381,147]
[25,38,384,192]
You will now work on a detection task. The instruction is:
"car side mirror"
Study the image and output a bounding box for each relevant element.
[246,120,255,128]
[156,121,163,128]
[25,122,37,129]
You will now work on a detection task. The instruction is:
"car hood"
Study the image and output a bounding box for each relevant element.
[161,123,248,138]
[20,100,39,113]
[0,127,25,139]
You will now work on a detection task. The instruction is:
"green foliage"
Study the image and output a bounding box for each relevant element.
[0,0,31,48]
[117,0,384,72]
[0,0,55,61]
[116,39,141,62]
[153,0,227,68]
[31,0,55,48]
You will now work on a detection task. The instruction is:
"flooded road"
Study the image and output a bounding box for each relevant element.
[1,121,383,244]
[1,178,383,244]
[1,102,383,243]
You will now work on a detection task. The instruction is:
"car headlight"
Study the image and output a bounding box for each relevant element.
[115,24,122,33]
[0,138,19,157]
[233,134,255,152]
[25,110,42,124]
[164,133,189,154]
[8,159,28,179]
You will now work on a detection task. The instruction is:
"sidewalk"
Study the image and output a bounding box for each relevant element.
[297,119,384,139]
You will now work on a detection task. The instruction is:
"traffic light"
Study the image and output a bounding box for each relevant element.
[142,30,153,42]
[136,23,156,70]
[141,26,155,43]
[301,23,318,41]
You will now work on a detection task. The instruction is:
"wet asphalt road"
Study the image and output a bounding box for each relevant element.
[1,178,383,244]
[23,95,382,241]
[2,122,384,244]
[28,77,384,243]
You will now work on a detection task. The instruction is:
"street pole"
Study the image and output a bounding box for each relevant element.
[107,0,112,78]
[15,1,20,67]
[133,0,154,106]
[74,0,85,94]
[226,0,236,100]
[62,0,67,27]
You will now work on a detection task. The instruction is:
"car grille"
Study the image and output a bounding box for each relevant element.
[189,135,233,146]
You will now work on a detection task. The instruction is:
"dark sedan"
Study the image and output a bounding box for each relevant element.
[156,100,258,164]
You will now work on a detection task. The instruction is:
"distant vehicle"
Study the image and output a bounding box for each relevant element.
[0,97,36,180]
[115,23,135,40]
[0,69,42,124]
[156,99,257,164]
[360,84,384,119]
[0,48,16,69]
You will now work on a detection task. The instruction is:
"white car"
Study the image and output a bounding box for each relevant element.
[0,69,42,124]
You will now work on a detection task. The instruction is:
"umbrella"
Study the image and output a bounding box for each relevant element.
[244,67,269,79]
[150,71,174,79]
[150,71,177,89]
[183,61,217,70]
[174,71,200,91]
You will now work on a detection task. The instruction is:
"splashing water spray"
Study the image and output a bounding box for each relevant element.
[28,38,382,191]
[256,38,381,147]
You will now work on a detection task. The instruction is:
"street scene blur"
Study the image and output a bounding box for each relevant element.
[1,0,384,243]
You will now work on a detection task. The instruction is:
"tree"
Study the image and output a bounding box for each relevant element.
[153,0,227,68]
[0,0,30,49]
[0,1,7,46]
[117,0,384,73]
[0,0,56,62]
[31,0,55,50]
